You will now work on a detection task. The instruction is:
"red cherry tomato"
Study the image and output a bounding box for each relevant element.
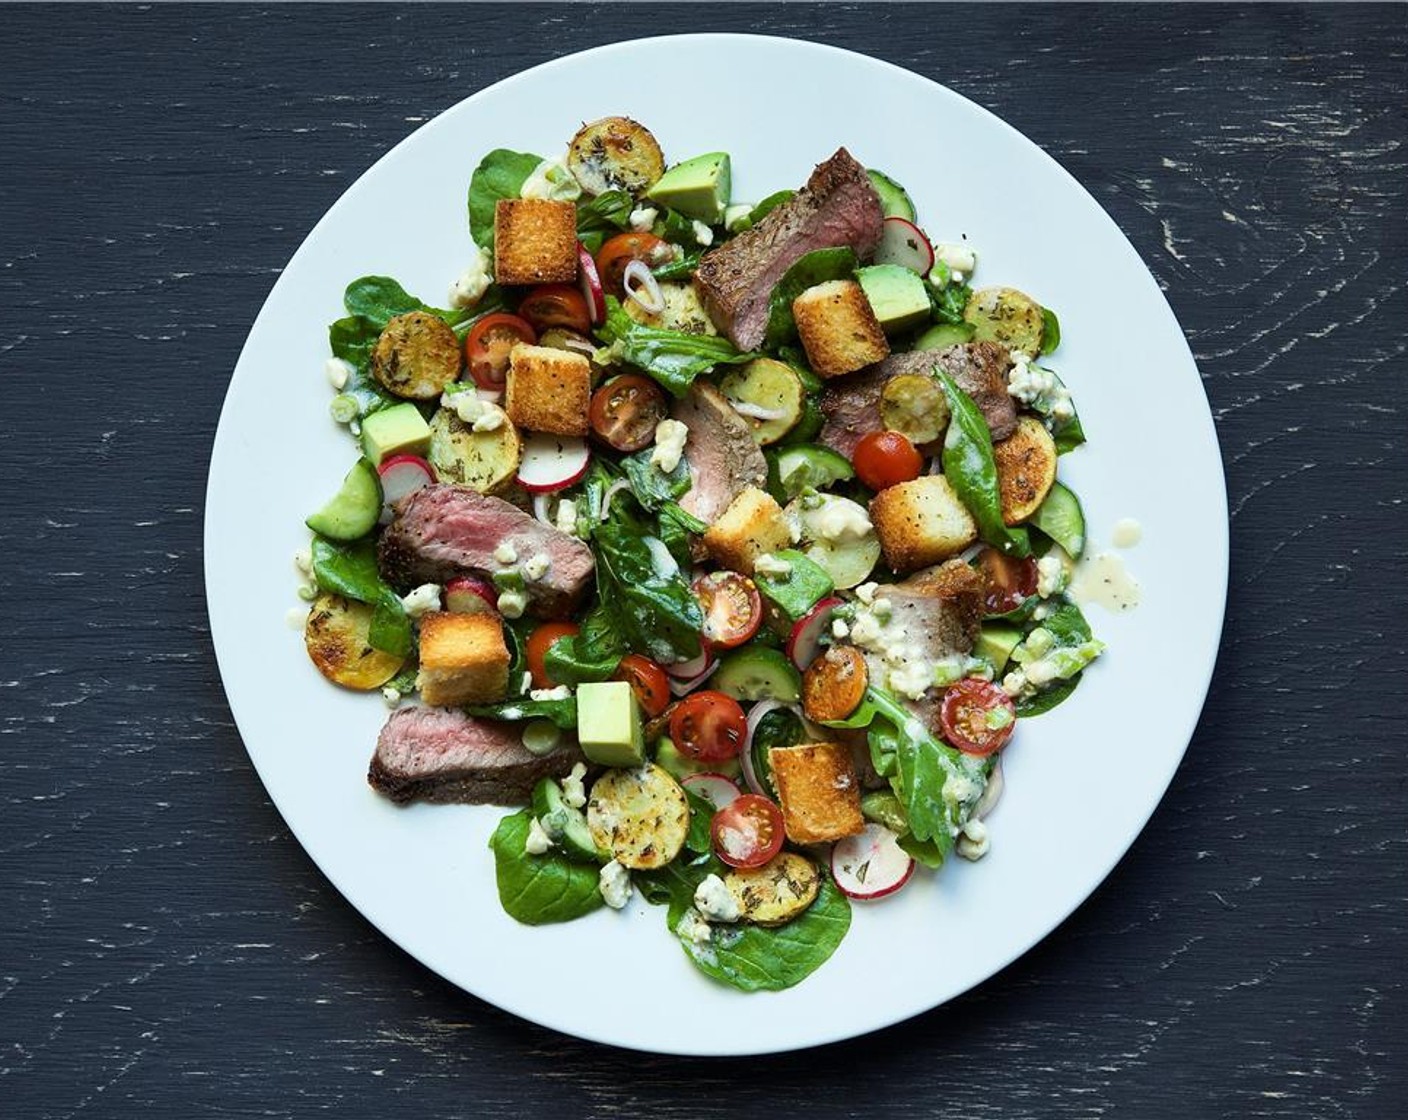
[525,622,579,690]
[595,232,670,297]
[939,678,1018,756]
[668,690,747,763]
[588,374,668,452]
[518,284,591,334]
[691,571,763,650]
[464,312,536,390]
[974,547,1039,615]
[614,653,671,718]
[711,794,786,869]
[853,430,924,491]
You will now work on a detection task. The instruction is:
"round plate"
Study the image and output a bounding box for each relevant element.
[205,35,1227,1055]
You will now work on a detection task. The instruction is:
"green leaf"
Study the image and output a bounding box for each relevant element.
[310,535,411,656]
[1015,673,1081,717]
[937,372,1031,557]
[596,297,755,397]
[1039,306,1062,355]
[683,789,715,855]
[328,315,399,417]
[343,276,425,327]
[542,604,625,685]
[488,810,604,925]
[763,247,857,350]
[468,149,544,249]
[752,550,834,623]
[593,508,705,664]
[576,190,634,254]
[652,250,702,282]
[732,190,794,232]
[931,280,973,326]
[469,696,578,729]
[623,448,692,511]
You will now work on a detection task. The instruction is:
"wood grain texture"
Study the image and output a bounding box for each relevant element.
[1,4,1404,1117]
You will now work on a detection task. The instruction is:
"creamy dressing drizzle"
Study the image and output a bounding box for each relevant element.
[1112,517,1143,548]
[1069,552,1141,613]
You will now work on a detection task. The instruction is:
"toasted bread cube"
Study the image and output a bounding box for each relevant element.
[416,612,510,707]
[792,279,890,378]
[870,475,978,573]
[493,198,578,285]
[505,344,591,436]
[768,742,864,844]
[702,487,791,575]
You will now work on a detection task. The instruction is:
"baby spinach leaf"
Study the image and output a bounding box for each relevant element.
[597,297,755,397]
[1015,674,1081,717]
[469,696,578,729]
[1040,306,1062,355]
[309,535,412,656]
[653,208,697,245]
[593,508,704,664]
[543,603,625,685]
[468,149,544,249]
[489,810,603,925]
[653,250,702,281]
[343,276,425,327]
[328,315,400,417]
[623,449,692,511]
[683,789,715,855]
[762,247,857,350]
[731,189,794,232]
[937,372,1031,558]
[576,189,634,254]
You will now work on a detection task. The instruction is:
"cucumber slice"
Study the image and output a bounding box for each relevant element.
[975,622,1024,675]
[305,458,382,541]
[1031,481,1086,558]
[866,169,916,221]
[532,778,604,864]
[718,358,804,446]
[655,737,742,783]
[787,495,882,590]
[772,444,855,500]
[713,646,802,703]
[913,322,975,350]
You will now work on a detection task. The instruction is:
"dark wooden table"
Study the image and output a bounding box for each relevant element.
[3,4,1404,1116]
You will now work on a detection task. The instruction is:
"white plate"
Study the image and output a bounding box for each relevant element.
[205,35,1227,1055]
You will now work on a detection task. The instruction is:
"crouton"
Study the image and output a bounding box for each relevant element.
[869,475,978,573]
[493,198,578,285]
[792,279,890,378]
[504,344,591,436]
[993,415,1058,525]
[702,487,791,575]
[371,311,462,401]
[767,742,864,844]
[416,612,510,707]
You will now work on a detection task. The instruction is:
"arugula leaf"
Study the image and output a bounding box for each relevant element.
[597,297,755,397]
[937,372,1031,557]
[623,449,692,511]
[576,189,634,254]
[763,247,857,350]
[652,250,702,281]
[309,535,411,656]
[488,810,603,925]
[468,149,544,249]
[932,280,973,326]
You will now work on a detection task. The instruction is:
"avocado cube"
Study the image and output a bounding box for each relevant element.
[360,401,431,466]
[576,681,646,768]
[857,264,932,335]
[646,152,731,224]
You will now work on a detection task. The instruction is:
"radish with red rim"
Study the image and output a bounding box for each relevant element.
[680,772,742,810]
[830,823,916,900]
[376,454,436,523]
[445,576,498,615]
[874,216,936,275]
[578,242,605,324]
[786,596,843,670]
[515,434,591,493]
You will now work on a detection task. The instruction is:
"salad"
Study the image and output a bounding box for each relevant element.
[294,116,1105,993]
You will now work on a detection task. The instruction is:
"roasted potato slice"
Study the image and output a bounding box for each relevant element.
[724,851,820,926]
[718,358,804,446]
[303,592,405,690]
[370,311,461,400]
[586,763,689,870]
[427,406,521,495]
[802,645,868,723]
[963,286,1045,355]
[993,415,1058,525]
[567,116,665,197]
[880,372,950,446]
[623,280,718,336]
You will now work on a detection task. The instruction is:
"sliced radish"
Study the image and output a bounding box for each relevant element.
[786,596,844,670]
[444,576,498,615]
[578,242,606,324]
[667,638,714,679]
[680,772,742,810]
[516,434,590,493]
[874,216,936,275]
[831,823,916,900]
[377,454,436,522]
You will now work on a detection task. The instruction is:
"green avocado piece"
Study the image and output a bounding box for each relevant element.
[975,622,1024,674]
[359,402,431,467]
[575,681,646,768]
[646,152,731,224]
[914,321,976,349]
[305,458,382,540]
[857,264,932,334]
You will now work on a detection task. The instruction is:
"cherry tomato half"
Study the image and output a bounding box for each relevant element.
[614,653,671,718]
[668,690,747,763]
[692,571,763,650]
[518,284,591,334]
[525,621,580,690]
[974,547,1038,615]
[595,232,670,298]
[853,430,924,491]
[939,678,1017,756]
[588,374,668,452]
[711,794,786,869]
[464,312,536,390]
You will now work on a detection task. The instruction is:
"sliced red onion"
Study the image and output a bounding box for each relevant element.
[532,492,553,525]
[729,400,790,422]
[741,699,784,795]
[667,638,715,681]
[599,479,631,521]
[476,388,504,403]
[668,660,717,696]
[623,258,665,314]
[974,756,1004,820]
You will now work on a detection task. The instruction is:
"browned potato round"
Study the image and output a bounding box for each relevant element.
[802,645,868,723]
[993,415,1058,525]
[724,851,820,926]
[371,311,462,400]
[880,372,950,446]
[963,286,1045,355]
[427,406,521,495]
[567,117,665,197]
[303,592,405,690]
[586,764,689,870]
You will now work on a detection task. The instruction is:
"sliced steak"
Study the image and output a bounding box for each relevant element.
[693,148,884,350]
[819,341,1017,458]
[378,484,594,617]
[671,382,767,524]
[369,705,581,806]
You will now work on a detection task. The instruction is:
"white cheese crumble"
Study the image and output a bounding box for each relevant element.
[324,357,351,391]
[855,582,878,605]
[1007,353,1074,422]
[676,908,713,945]
[933,242,977,275]
[554,497,578,537]
[493,541,519,566]
[520,155,582,202]
[628,205,658,232]
[562,762,587,809]
[598,860,632,909]
[943,772,981,805]
[693,874,741,923]
[831,618,851,640]
[524,817,554,856]
[381,686,402,709]
[752,552,793,578]
[523,551,551,581]
[400,583,442,619]
[497,589,527,619]
[1001,669,1031,699]
[448,244,493,308]
[888,659,934,701]
[650,418,689,474]
[849,611,883,647]
[1036,554,1068,598]
[691,219,714,246]
[529,685,571,702]
[956,818,991,861]
[813,497,872,543]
